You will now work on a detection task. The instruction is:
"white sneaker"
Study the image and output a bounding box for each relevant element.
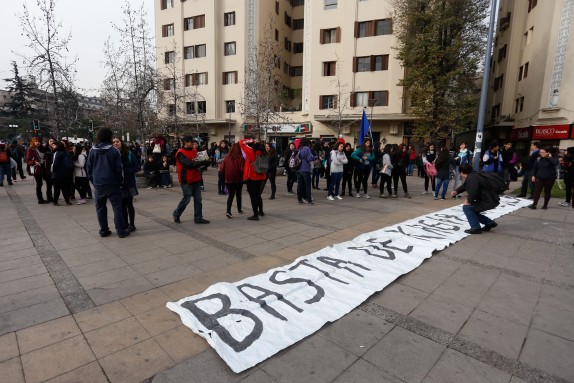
[364,194,370,199]
[327,195,335,201]
[76,199,87,205]
[558,201,570,207]
[336,195,343,200]
[421,191,428,195]
[356,193,361,198]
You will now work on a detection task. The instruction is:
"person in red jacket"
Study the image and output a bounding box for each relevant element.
[172,136,210,224]
[220,142,245,218]
[239,137,267,221]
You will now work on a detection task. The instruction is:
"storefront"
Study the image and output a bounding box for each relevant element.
[532,124,571,149]
[509,127,531,160]
[242,122,313,152]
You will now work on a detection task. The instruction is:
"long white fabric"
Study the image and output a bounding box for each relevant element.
[167,196,530,373]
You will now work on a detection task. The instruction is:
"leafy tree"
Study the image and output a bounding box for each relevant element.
[3,61,34,117]
[394,0,489,141]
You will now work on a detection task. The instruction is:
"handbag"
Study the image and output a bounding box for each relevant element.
[152,144,161,153]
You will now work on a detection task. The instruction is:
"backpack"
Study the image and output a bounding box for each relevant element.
[63,152,74,171]
[253,153,269,174]
[480,172,506,194]
[10,147,21,160]
[289,150,301,170]
[425,161,437,177]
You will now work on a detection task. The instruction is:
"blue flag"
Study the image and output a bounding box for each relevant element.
[359,109,371,146]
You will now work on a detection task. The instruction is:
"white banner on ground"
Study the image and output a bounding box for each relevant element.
[167,196,530,373]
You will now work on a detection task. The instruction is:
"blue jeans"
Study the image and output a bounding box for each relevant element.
[0,163,11,184]
[312,167,321,188]
[407,161,414,175]
[160,172,172,187]
[462,204,495,230]
[328,172,343,197]
[371,166,381,185]
[296,171,312,202]
[94,187,125,234]
[435,177,450,198]
[173,182,203,221]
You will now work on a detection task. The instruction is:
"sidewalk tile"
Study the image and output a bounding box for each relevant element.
[459,310,528,359]
[154,325,210,363]
[410,294,475,333]
[121,289,171,316]
[477,289,538,326]
[363,326,444,382]
[191,253,241,272]
[333,359,403,383]
[145,263,204,287]
[44,362,108,383]
[73,301,132,333]
[84,317,150,358]
[531,302,574,341]
[368,282,429,315]
[99,338,174,383]
[0,273,54,297]
[136,306,180,336]
[17,315,81,354]
[130,254,189,275]
[0,357,24,383]
[0,298,69,335]
[21,335,95,383]
[520,328,574,382]
[69,258,128,278]
[0,255,43,272]
[539,285,574,309]
[87,276,155,305]
[424,349,510,383]
[159,277,206,301]
[0,332,18,362]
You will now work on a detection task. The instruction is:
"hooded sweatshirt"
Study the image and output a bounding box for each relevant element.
[86,143,123,188]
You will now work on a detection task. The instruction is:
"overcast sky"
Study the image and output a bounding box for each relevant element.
[0,0,155,97]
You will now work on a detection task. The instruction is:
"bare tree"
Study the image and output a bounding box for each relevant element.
[241,21,290,141]
[324,57,356,136]
[17,0,77,135]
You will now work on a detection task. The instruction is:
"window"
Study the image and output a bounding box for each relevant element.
[198,101,206,114]
[274,55,281,69]
[491,104,501,119]
[186,102,195,114]
[195,44,206,58]
[291,66,303,77]
[183,15,205,31]
[293,42,304,53]
[162,24,174,37]
[275,1,279,14]
[184,74,192,87]
[323,61,336,76]
[184,46,194,59]
[284,12,292,27]
[283,62,291,75]
[320,95,336,109]
[523,62,529,78]
[224,11,235,26]
[284,38,292,51]
[373,55,389,71]
[325,0,337,10]
[196,72,208,85]
[375,19,392,35]
[160,0,174,10]
[497,44,507,62]
[355,56,370,72]
[164,51,175,64]
[224,42,236,56]
[223,71,238,84]
[372,91,388,106]
[528,0,537,12]
[291,0,304,6]
[493,74,504,91]
[292,19,304,30]
[357,22,369,38]
[168,104,175,116]
[320,28,340,44]
[226,100,235,113]
[514,97,524,113]
[275,29,279,41]
[354,92,369,107]
[163,78,175,90]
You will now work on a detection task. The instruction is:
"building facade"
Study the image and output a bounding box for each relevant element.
[154,0,410,149]
[487,0,574,154]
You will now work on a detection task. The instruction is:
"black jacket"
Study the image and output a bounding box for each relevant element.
[524,150,540,171]
[533,157,559,180]
[455,172,499,213]
[435,155,455,179]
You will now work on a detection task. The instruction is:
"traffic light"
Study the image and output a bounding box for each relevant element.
[33,119,40,135]
[89,120,94,132]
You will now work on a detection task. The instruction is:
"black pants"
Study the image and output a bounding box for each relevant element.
[122,196,135,228]
[566,177,573,204]
[342,171,353,194]
[246,179,263,216]
[355,167,370,194]
[53,177,70,203]
[11,159,25,180]
[34,174,52,202]
[379,174,392,195]
[226,182,243,214]
[393,170,408,194]
[424,173,436,192]
[533,179,555,208]
[75,176,90,199]
[286,169,296,193]
[265,169,277,197]
[520,170,534,196]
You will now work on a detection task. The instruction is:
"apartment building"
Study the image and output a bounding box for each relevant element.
[155,0,409,149]
[487,0,574,154]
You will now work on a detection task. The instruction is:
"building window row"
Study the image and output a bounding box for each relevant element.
[514,96,524,113]
[284,12,292,28]
[164,51,175,64]
[186,101,206,114]
[350,91,388,107]
[223,71,238,85]
[491,104,501,119]
[185,72,208,86]
[518,62,529,81]
[285,38,292,52]
[355,19,392,38]
[353,55,389,72]
[160,0,174,11]
[291,66,303,77]
[184,14,205,31]
[320,27,341,44]
[183,44,206,59]
[163,78,175,91]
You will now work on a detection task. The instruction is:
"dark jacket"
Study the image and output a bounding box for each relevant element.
[501,147,516,169]
[267,152,280,171]
[122,151,141,192]
[87,143,123,188]
[343,149,355,173]
[455,172,500,213]
[51,149,69,180]
[391,151,409,173]
[435,155,455,179]
[533,157,559,180]
[524,149,540,171]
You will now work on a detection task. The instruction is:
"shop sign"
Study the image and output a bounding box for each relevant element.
[532,125,570,140]
[509,127,531,141]
[243,123,312,134]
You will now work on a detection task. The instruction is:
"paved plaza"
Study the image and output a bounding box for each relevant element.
[0,170,573,383]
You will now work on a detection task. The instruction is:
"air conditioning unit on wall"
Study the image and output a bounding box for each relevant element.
[389,125,399,135]
[209,126,217,136]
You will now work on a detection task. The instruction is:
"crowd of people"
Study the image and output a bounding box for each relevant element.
[0,132,572,237]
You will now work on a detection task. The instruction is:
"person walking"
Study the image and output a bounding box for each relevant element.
[327,141,348,200]
[351,138,375,198]
[86,128,128,237]
[452,164,499,234]
[518,142,540,198]
[501,141,517,189]
[9,139,26,181]
[172,137,211,224]
[239,137,268,220]
[391,144,411,198]
[216,140,229,195]
[220,142,245,218]
[294,138,317,205]
[378,144,393,198]
[311,142,323,190]
[113,137,140,232]
[265,143,279,199]
[528,147,559,210]
[25,136,51,203]
[434,147,456,200]
[73,143,90,205]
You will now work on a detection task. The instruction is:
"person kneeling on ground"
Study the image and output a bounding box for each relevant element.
[451,163,499,234]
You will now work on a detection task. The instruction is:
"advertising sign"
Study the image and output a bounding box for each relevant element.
[509,127,531,141]
[532,125,570,140]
